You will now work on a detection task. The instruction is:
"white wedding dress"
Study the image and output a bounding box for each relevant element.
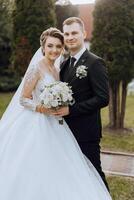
[0,66,112,199]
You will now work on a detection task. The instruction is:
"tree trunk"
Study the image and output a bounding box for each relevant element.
[108,84,114,127]
[108,81,127,131]
[116,83,120,128]
[112,82,117,128]
[120,81,127,128]
[108,81,124,129]
[108,81,120,129]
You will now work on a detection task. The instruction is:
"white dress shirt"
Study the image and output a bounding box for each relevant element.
[71,46,86,66]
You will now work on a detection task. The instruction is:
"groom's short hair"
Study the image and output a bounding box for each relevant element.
[63,17,85,32]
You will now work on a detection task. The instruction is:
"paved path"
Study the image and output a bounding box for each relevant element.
[101,150,134,177]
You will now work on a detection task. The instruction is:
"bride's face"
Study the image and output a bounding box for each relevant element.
[43,36,63,61]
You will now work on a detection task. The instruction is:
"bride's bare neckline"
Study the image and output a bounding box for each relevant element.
[38,60,59,81]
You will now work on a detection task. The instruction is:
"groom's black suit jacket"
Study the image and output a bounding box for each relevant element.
[60,49,109,142]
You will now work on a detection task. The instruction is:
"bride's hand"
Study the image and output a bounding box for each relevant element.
[36,105,50,114]
[36,105,58,115]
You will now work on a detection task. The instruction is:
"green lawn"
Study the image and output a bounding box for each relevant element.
[101,95,134,128]
[101,95,134,153]
[107,176,134,200]
[0,92,14,117]
[101,131,134,153]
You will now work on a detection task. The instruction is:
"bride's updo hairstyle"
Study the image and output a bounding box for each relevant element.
[40,27,64,55]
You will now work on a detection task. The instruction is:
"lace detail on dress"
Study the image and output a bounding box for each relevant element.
[24,66,39,87]
[19,64,57,112]
[19,96,36,111]
[19,65,40,111]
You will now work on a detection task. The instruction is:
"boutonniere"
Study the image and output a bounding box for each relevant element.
[76,65,88,79]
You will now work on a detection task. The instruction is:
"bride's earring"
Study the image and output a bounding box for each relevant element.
[42,47,45,56]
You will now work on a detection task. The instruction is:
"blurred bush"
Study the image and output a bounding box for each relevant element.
[0,67,20,92]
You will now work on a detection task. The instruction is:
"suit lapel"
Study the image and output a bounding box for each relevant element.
[67,50,89,84]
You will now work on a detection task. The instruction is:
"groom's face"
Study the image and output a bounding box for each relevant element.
[63,22,86,54]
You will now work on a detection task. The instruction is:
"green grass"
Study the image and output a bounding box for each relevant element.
[101,95,134,128]
[101,132,134,153]
[100,95,134,153]
[0,92,14,118]
[107,176,134,200]
[125,95,134,128]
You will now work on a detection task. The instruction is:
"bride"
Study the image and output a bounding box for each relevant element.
[0,27,112,200]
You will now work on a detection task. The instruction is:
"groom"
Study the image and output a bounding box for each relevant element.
[56,17,109,190]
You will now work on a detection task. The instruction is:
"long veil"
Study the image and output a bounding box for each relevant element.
[0,47,44,133]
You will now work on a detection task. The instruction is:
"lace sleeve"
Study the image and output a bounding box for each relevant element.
[19,66,40,111]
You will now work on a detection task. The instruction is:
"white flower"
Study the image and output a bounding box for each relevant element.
[39,81,74,109]
[50,100,59,107]
[76,65,88,79]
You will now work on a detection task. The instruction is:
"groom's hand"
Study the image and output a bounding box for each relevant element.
[54,106,69,117]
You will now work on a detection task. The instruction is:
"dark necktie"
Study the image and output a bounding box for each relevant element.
[69,57,76,68]
[66,57,76,80]
[63,57,76,81]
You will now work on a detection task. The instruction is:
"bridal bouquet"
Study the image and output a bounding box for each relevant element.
[39,81,74,124]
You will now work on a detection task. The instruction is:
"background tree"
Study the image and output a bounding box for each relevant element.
[0,0,18,92]
[91,0,134,130]
[12,0,56,77]
[0,0,12,68]
[55,0,79,31]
